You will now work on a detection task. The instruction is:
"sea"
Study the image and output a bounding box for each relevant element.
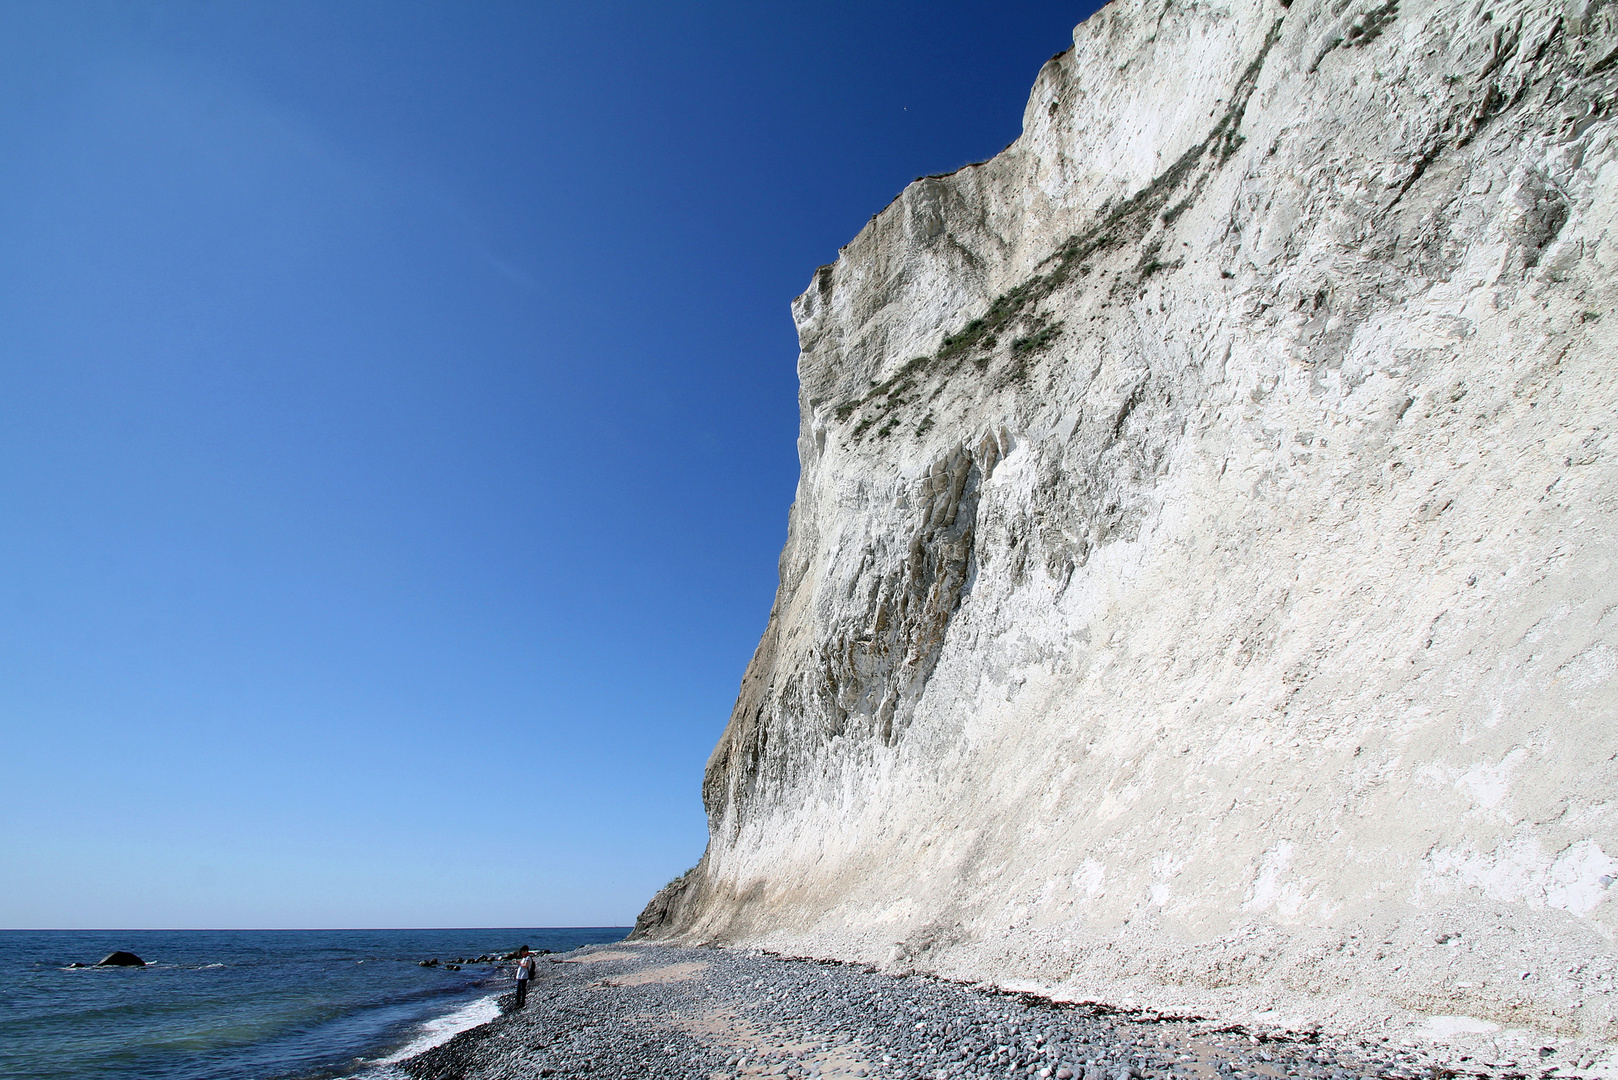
[0,927,630,1080]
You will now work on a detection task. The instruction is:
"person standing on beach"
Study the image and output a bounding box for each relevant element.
[513,948,534,1009]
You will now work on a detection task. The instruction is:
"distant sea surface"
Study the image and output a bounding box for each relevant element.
[0,927,630,1080]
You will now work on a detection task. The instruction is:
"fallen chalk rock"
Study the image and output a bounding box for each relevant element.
[95,952,146,967]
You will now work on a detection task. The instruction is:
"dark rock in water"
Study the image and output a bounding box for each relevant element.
[419,958,439,967]
[66,962,87,968]
[503,947,530,960]
[446,963,462,971]
[95,952,146,967]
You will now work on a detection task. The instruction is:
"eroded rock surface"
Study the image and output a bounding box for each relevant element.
[640,0,1618,1055]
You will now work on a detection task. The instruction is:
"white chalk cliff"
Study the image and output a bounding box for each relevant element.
[638,0,1618,1052]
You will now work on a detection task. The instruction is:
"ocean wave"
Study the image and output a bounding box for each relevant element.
[374,993,500,1065]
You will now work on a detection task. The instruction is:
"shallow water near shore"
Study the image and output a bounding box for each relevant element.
[0,927,628,1080]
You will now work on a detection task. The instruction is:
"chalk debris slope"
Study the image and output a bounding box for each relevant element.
[639,0,1618,1052]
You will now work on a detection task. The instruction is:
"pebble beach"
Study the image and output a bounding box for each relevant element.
[399,944,1492,1080]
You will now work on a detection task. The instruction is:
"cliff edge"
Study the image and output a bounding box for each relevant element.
[639,0,1618,1052]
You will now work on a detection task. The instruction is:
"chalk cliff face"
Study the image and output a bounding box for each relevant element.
[639,0,1618,1048]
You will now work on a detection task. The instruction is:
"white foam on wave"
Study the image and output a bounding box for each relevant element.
[376,994,501,1065]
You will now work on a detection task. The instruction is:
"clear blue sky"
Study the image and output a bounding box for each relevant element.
[0,0,1102,929]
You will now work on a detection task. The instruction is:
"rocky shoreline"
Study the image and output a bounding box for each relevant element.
[397,944,1590,1080]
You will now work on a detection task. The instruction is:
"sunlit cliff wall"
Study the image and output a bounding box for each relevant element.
[638,0,1618,1047]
